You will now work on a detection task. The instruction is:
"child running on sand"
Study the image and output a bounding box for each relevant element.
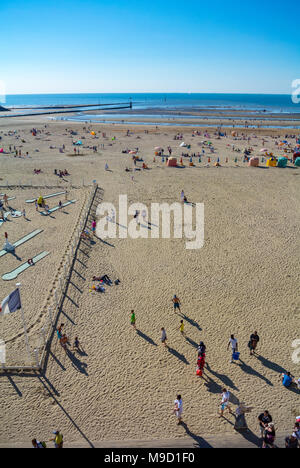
[219,389,232,418]
[173,395,183,425]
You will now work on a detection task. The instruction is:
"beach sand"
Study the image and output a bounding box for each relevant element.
[0,117,299,445]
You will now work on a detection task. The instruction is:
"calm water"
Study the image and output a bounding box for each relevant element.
[53,117,300,130]
[4,93,300,113]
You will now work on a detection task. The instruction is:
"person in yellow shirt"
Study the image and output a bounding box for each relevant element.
[179,320,185,335]
[51,430,63,448]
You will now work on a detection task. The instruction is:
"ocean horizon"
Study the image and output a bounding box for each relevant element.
[4,93,300,114]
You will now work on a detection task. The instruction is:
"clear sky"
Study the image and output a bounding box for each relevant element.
[1,0,300,94]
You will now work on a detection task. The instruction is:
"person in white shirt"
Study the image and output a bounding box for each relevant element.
[173,395,183,425]
[227,334,238,363]
[160,327,167,347]
[219,388,232,418]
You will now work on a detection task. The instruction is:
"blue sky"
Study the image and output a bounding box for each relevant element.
[1,0,300,94]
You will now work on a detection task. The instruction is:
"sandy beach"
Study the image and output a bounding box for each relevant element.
[0,116,299,446]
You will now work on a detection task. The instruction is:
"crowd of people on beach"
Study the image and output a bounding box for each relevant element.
[129,292,300,448]
[1,124,299,448]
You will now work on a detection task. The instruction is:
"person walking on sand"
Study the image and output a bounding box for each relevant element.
[258,410,273,439]
[219,388,232,418]
[179,320,185,335]
[92,219,96,236]
[73,337,83,353]
[198,341,206,357]
[227,334,238,363]
[50,430,63,448]
[172,295,181,312]
[262,423,276,449]
[160,327,167,347]
[285,434,299,449]
[249,331,260,356]
[60,334,68,352]
[58,323,64,336]
[130,310,136,330]
[197,352,205,374]
[173,395,183,425]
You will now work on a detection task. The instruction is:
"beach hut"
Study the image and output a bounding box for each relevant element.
[166,157,177,167]
[266,157,277,167]
[277,157,288,168]
[248,157,259,167]
[295,157,300,167]
[293,152,300,163]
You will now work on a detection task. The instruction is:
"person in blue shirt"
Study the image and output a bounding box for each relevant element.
[281,372,293,388]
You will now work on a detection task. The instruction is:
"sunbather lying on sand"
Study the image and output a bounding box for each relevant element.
[92,274,112,284]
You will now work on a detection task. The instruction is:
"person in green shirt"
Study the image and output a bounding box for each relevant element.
[130,310,136,330]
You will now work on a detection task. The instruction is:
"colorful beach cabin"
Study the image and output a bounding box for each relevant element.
[277,157,288,168]
[266,157,277,167]
[166,157,177,167]
[248,157,259,167]
[295,157,300,167]
[293,152,300,163]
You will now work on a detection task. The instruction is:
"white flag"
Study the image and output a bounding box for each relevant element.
[0,288,21,316]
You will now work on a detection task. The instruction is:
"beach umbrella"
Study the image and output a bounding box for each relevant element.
[90,131,95,136]
[260,148,268,152]
[154,146,162,151]
[75,140,82,145]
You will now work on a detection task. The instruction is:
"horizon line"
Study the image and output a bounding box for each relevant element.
[5,92,294,97]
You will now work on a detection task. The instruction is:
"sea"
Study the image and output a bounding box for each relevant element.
[4,93,300,114]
